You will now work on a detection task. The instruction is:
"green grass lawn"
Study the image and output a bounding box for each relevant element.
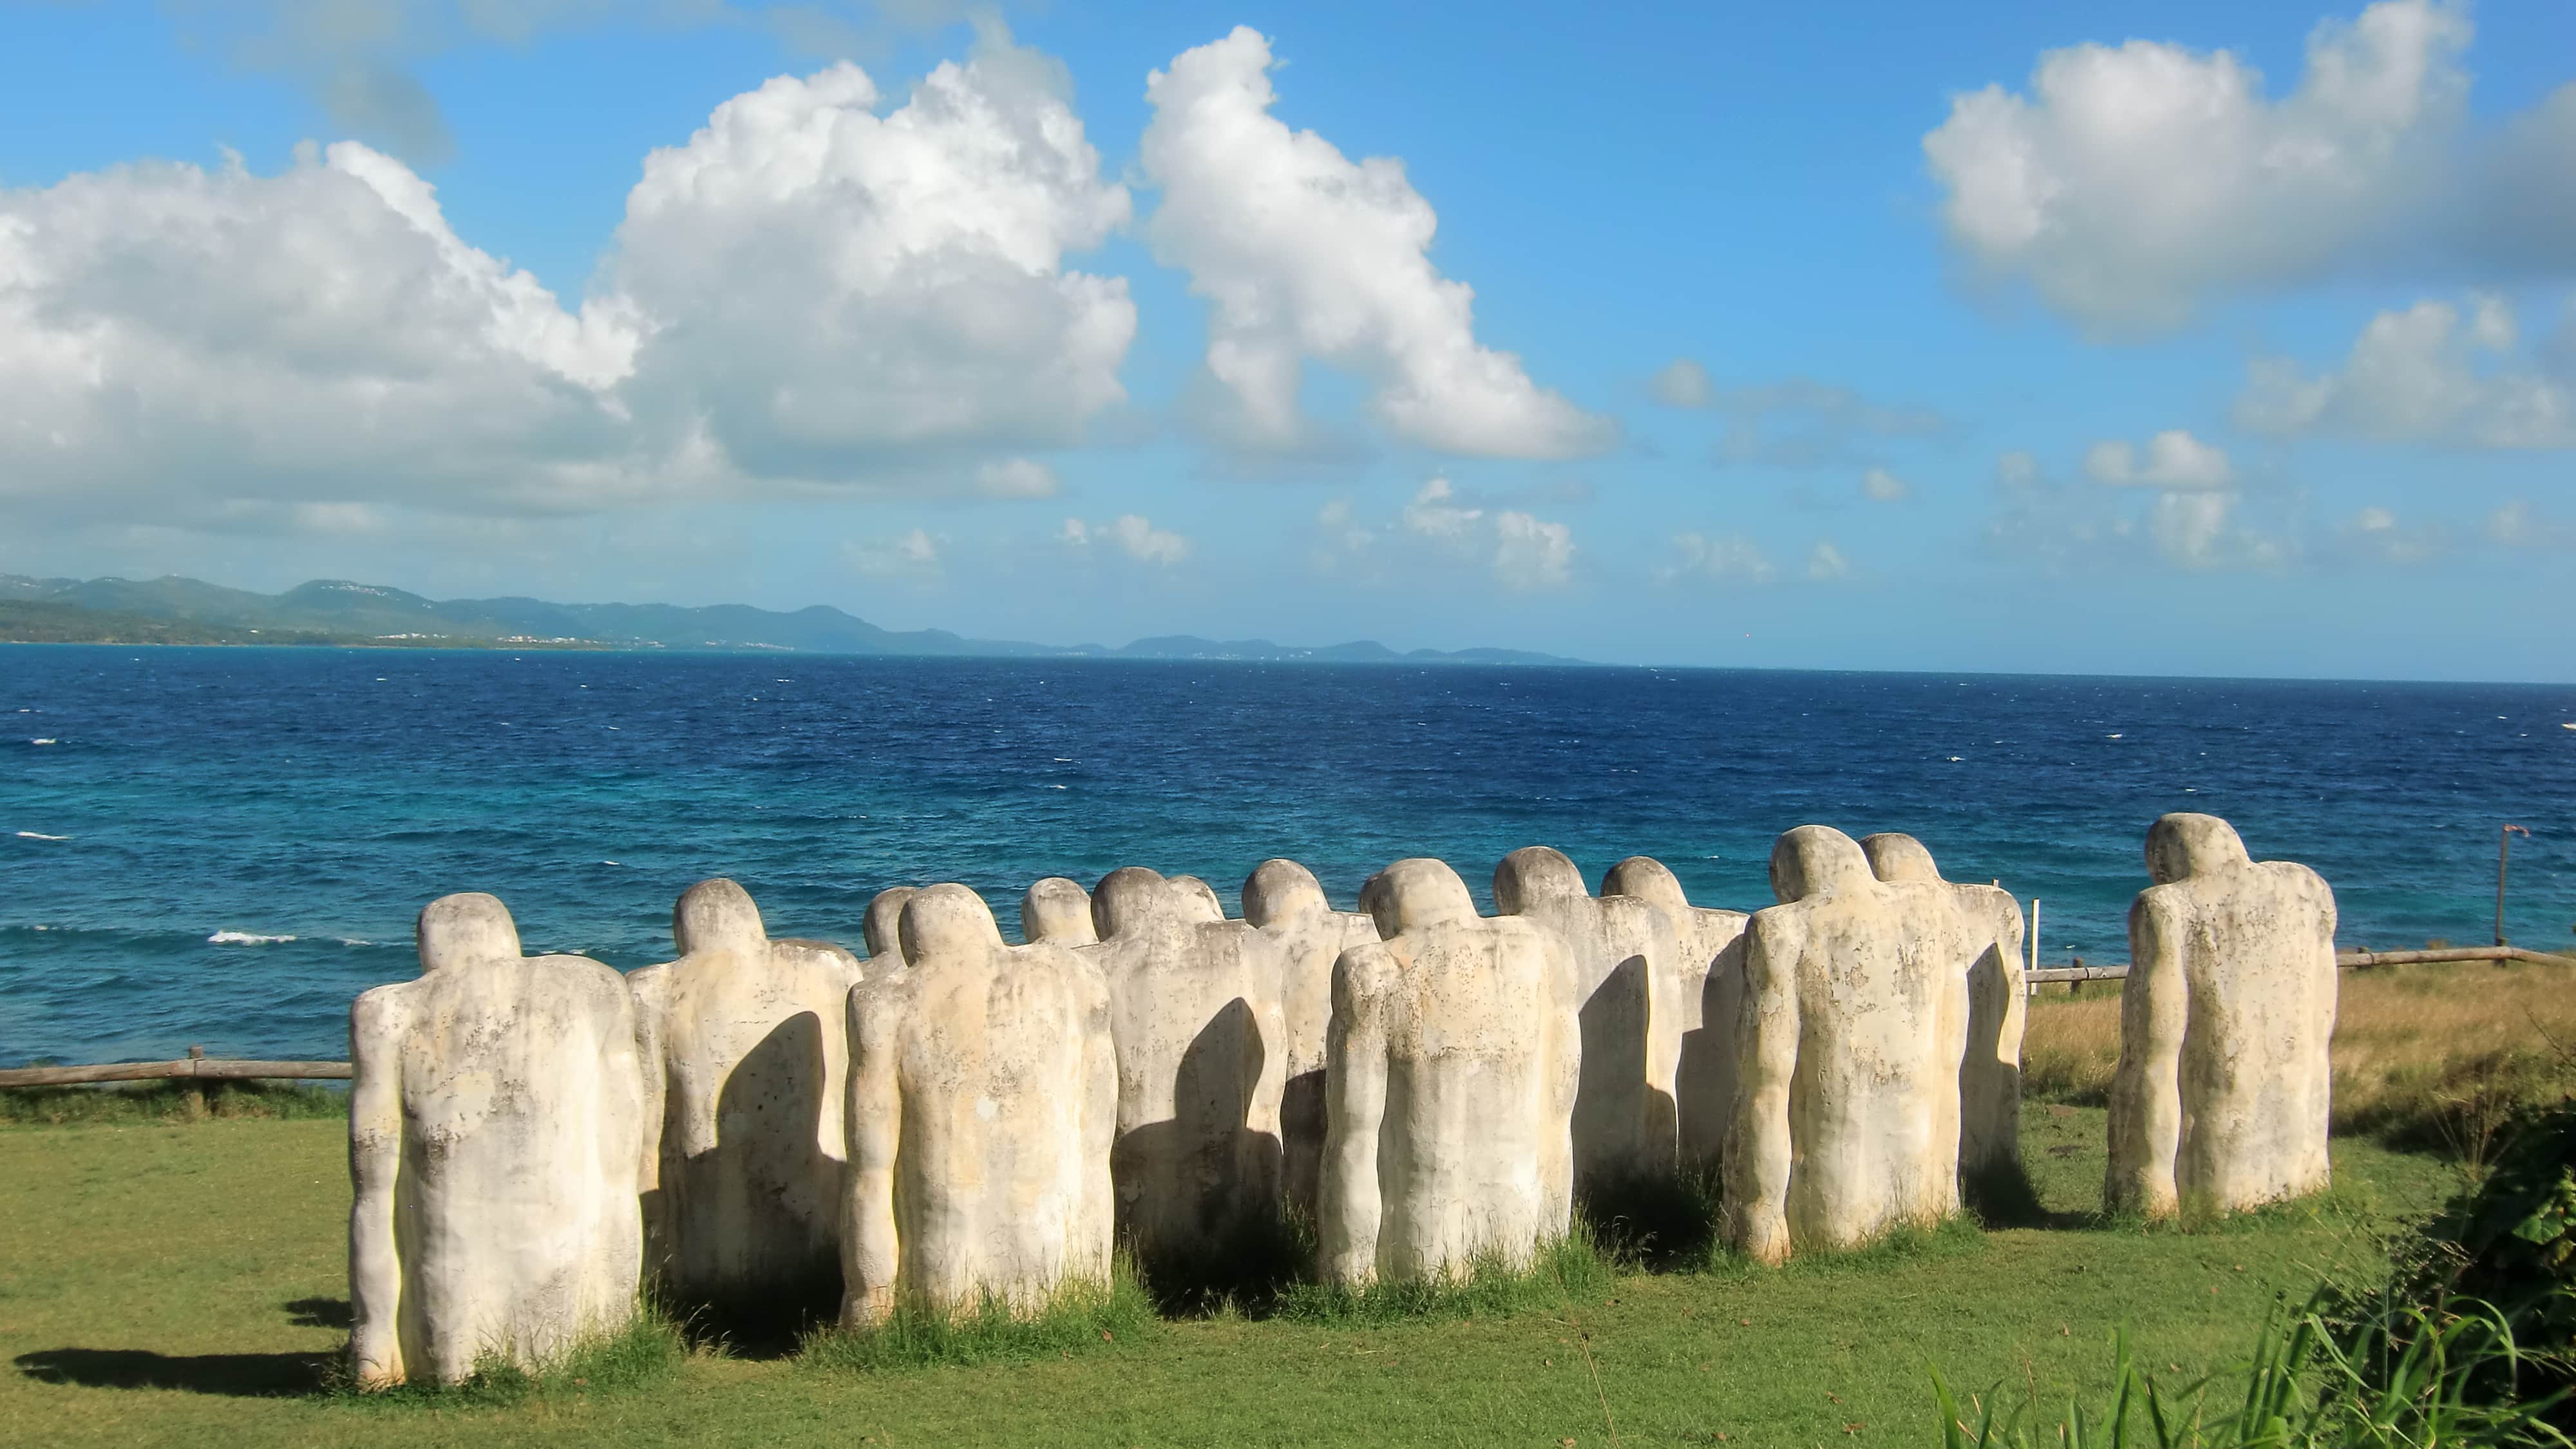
[0,1104,2461,1448]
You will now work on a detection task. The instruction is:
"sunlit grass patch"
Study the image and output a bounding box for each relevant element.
[327,1302,689,1410]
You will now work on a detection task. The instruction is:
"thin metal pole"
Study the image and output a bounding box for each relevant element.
[2498,824,2531,947]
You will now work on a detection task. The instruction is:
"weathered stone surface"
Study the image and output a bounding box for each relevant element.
[1725,828,1973,1264]
[1602,856,1749,1173]
[1495,846,1685,1185]
[861,887,915,967]
[348,893,649,1387]
[627,879,864,1312]
[1321,858,1581,1285]
[1022,876,1098,946]
[1084,867,1290,1268]
[2106,813,2338,1220]
[1859,835,2028,1184]
[1241,858,1382,1220]
[841,885,1116,1324]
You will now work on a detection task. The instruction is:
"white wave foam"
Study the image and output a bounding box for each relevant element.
[15,831,70,841]
[209,930,298,945]
[337,937,374,947]
[30,738,58,745]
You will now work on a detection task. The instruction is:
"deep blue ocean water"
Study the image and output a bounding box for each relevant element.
[3,645,2571,1066]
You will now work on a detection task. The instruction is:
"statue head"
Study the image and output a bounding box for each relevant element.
[1859,833,1942,886]
[862,886,916,965]
[1601,855,1689,915]
[1242,858,1330,928]
[1768,825,1872,904]
[1165,875,1225,925]
[1361,858,1479,938]
[898,883,1004,963]
[673,877,766,956]
[417,892,522,973]
[1091,866,1170,940]
[1493,845,1588,916]
[1021,876,1097,946]
[2145,813,2251,885]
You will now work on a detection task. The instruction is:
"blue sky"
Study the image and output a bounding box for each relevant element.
[2,1,2571,679]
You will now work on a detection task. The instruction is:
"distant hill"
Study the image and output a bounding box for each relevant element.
[0,574,1584,666]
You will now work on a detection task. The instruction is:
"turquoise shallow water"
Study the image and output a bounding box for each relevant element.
[2,645,2570,1065]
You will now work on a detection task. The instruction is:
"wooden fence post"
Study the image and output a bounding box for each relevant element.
[184,1045,205,1119]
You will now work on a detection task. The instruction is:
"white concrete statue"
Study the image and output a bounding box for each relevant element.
[1240,858,1382,1220]
[1725,827,1973,1264]
[1494,846,1685,1186]
[1321,858,1581,1286]
[1022,876,1099,946]
[840,884,1116,1325]
[348,893,650,1387]
[1859,834,2028,1187]
[1086,867,1291,1269]
[1601,856,1749,1174]
[2105,813,2338,1220]
[627,878,864,1314]
[860,886,915,967]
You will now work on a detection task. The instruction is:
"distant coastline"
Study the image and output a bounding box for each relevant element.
[0,575,1584,667]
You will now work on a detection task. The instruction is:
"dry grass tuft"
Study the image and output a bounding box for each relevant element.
[2021,957,2576,1158]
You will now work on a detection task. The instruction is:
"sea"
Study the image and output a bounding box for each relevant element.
[3,645,2571,1067]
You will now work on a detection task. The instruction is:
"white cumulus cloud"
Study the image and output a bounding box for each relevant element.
[1660,532,1777,586]
[1861,467,1912,502]
[1804,540,1853,581]
[2083,431,2236,489]
[1923,0,2517,329]
[1493,511,1575,590]
[608,33,1137,483]
[2234,294,2576,448]
[1140,27,1613,460]
[0,140,642,522]
[0,33,1136,527]
[1061,513,1190,565]
[844,526,945,578]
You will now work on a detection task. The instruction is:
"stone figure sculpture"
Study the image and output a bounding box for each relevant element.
[627,878,865,1315]
[348,893,650,1387]
[1725,827,1974,1264]
[1859,834,2028,1187]
[1022,876,1099,946]
[1601,856,1749,1173]
[840,884,1116,1325]
[2105,813,2338,1220]
[1321,858,1581,1285]
[1086,867,1291,1271]
[861,886,915,967]
[1240,858,1382,1219]
[1494,846,1685,1186]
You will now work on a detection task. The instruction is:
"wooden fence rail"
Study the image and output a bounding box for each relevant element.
[2026,943,2573,985]
[0,1046,350,1090]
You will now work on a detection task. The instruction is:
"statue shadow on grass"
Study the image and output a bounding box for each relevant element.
[15,1347,331,1397]
[12,1296,346,1397]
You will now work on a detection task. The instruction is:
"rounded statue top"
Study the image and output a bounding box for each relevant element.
[1768,825,1872,903]
[1602,855,1688,914]
[416,891,522,972]
[862,886,916,963]
[673,877,766,955]
[2145,812,2251,885]
[1022,876,1097,945]
[898,883,1004,963]
[1858,832,1941,885]
[1165,875,1224,925]
[1091,866,1169,940]
[1361,857,1478,938]
[1493,845,1587,915]
[1241,858,1328,927]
